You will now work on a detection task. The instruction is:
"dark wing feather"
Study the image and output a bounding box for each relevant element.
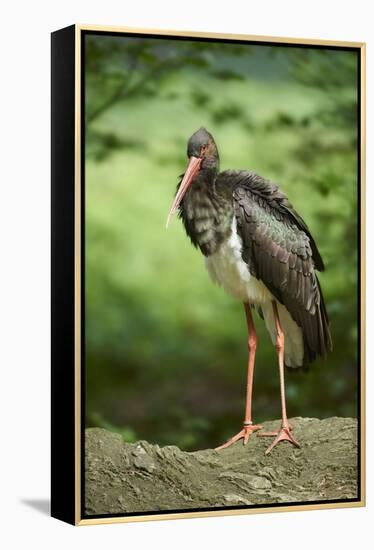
[221,170,332,366]
[281,204,325,271]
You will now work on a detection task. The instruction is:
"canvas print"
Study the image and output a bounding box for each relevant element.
[83,31,361,518]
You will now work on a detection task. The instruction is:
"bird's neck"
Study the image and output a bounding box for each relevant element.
[201,155,219,178]
[199,167,218,185]
[179,167,233,257]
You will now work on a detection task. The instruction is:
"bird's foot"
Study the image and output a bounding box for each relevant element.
[258,423,300,455]
[215,422,263,450]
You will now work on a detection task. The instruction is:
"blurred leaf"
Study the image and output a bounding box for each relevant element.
[86,130,146,161]
[190,89,210,108]
[211,69,244,81]
[211,103,244,124]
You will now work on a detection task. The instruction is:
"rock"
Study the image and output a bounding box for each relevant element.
[132,445,156,473]
[84,417,358,515]
[219,471,272,491]
[224,494,254,506]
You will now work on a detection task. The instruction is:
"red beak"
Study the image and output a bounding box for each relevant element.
[166,156,202,228]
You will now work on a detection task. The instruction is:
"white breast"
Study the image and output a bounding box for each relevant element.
[205,217,272,305]
[204,216,304,367]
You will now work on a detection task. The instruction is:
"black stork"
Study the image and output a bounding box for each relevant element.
[166,128,332,454]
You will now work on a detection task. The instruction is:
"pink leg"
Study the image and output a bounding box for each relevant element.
[216,304,262,450]
[258,301,300,454]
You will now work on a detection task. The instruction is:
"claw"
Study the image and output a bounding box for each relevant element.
[258,425,300,455]
[216,424,263,450]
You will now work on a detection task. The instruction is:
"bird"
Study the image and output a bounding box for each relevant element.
[166,127,332,454]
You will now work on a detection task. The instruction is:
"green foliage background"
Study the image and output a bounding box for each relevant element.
[85,34,359,450]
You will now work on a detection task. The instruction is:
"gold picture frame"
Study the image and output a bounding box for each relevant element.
[51,24,366,526]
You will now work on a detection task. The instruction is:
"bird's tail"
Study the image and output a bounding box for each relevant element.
[260,280,332,368]
[261,302,304,368]
[305,277,332,363]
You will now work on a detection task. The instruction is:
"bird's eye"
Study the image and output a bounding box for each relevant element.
[200,145,207,157]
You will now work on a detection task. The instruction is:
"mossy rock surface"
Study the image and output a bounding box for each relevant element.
[85,417,358,516]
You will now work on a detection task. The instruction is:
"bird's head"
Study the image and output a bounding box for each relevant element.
[166,128,219,227]
[187,127,219,168]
